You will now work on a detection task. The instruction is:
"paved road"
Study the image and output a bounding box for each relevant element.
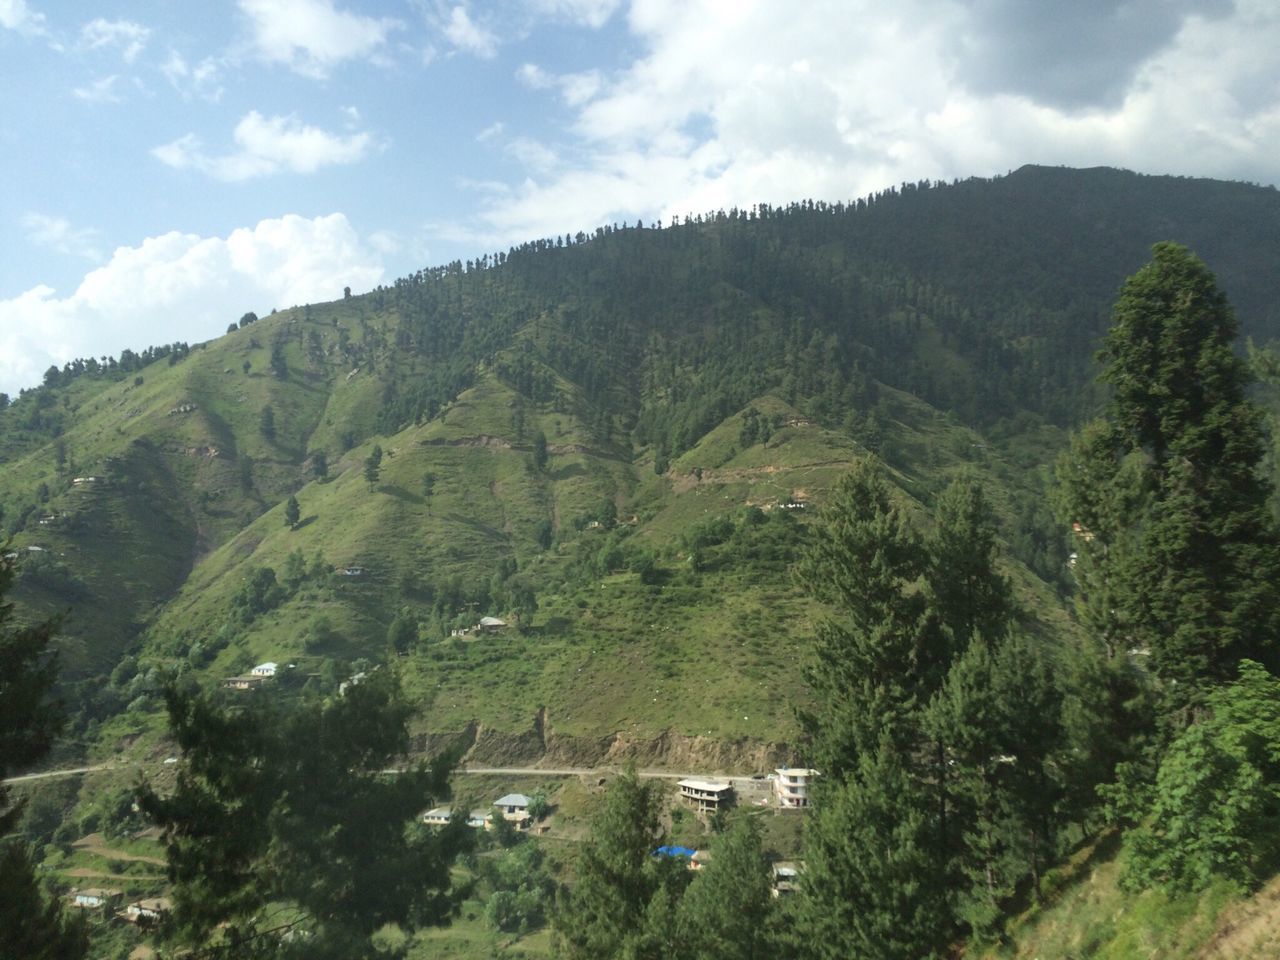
[2,764,112,784]
[5,762,770,787]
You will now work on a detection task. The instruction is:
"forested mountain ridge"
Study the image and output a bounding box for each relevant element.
[1,165,1279,759]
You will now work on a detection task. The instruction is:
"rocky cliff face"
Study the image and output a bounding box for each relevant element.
[415,709,794,774]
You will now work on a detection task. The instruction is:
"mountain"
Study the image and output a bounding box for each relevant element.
[2,165,1280,765]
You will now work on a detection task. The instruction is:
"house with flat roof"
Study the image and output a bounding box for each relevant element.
[774,768,818,808]
[122,898,171,924]
[70,889,121,909]
[772,862,803,897]
[677,778,734,815]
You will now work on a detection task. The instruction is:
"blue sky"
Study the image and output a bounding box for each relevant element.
[2,0,1278,395]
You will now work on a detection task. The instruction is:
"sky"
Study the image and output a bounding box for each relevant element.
[2,0,1278,396]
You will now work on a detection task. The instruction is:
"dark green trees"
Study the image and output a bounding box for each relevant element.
[0,558,87,959]
[796,462,1063,951]
[676,817,774,960]
[553,768,678,959]
[1058,243,1280,894]
[364,445,383,489]
[284,495,300,529]
[1059,242,1280,702]
[139,670,465,958]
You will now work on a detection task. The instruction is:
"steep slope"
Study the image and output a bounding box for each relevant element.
[0,166,1278,757]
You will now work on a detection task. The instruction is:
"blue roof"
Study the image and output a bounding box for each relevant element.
[653,845,697,859]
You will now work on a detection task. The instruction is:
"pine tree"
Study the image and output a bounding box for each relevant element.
[0,558,87,959]
[676,817,774,960]
[1062,243,1280,705]
[363,444,383,489]
[138,670,464,958]
[799,735,949,960]
[284,495,300,529]
[554,768,679,960]
[795,460,930,776]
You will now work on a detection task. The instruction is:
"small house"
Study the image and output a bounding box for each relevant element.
[677,778,734,815]
[772,862,803,897]
[123,898,171,923]
[71,889,121,909]
[251,662,277,678]
[493,793,531,826]
[477,616,507,633]
[422,806,453,827]
[223,675,267,691]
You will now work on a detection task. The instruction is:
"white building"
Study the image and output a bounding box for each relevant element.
[677,778,734,815]
[251,662,277,678]
[71,889,120,909]
[774,768,818,808]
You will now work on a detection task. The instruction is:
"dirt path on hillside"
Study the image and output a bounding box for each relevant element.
[73,833,166,865]
[1198,874,1280,958]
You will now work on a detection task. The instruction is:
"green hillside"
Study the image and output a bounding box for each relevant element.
[6,165,1280,959]
[2,166,1279,757]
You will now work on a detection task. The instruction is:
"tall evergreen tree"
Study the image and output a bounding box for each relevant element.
[676,817,774,960]
[1060,243,1280,709]
[800,734,949,960]
[138,670,464,959]
[795,460,930,776]
[0,558,87,959]
[554,768,681,960]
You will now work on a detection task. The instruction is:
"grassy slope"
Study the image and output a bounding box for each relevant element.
[978,832,1280,960]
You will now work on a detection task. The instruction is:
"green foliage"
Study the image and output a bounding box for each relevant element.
[284,494,300,529]
[1124,661,1280,893]
[554,768,683,960]
[364,444,383,488]
[0,557,87,959]
[387,612,417,654]
[676,816,775,960]
[800,735,949,960]
[533,429,548,471]
[795,460,932,774]
[231,566,286,624]
[138,670,467,959]
[1060,243,1280,703]
[482,842,555,934]
[259,404,276,440]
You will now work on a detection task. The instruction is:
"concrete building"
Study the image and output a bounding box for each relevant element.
[774,768,818,808]
[677,778,734,815]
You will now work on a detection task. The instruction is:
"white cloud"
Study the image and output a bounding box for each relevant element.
[22,213,102,261]
[443,5,498,58]
[0,213,385,394]
[153,111,376,181]
[80,18,150,62]
[72,74,122,104]
[447,0,1280,249]
[527,0,619,29]
[239,0,400,78]
[161,51,224,101]
[517,63,602,106]
[0,0,46,35]
[476,120,504,142]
